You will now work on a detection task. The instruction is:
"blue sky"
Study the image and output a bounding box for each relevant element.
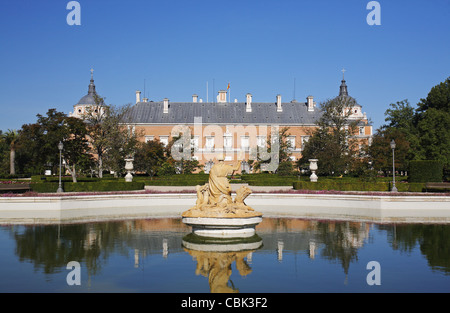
[0,0,449,132]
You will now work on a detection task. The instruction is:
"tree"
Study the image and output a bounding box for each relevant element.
[82,95,109,178]
[134,139,166,179]
[416,108,450,165]
[0,131,9,176]
[15,109,92,179]
[83,97,140,177]
[383,99,416,132]
[61,117,93,182]
[4,129,19,175]
[381,99,420,161]
[15,109,67,175]
[299,96,361,176]
[415,77,450,167]
[254,126,292,173]
[166,134,202,174]
[416,77,450,113]
[367,128,410,174]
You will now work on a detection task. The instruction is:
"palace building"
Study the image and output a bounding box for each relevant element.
[70,71,373,172]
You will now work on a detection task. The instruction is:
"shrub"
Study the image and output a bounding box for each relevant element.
[276,161,294,176]
[31,182,145,193]
[292,181,426,192]
[64,182,144,192]
[31,183,59,193]
[408,160,443,183]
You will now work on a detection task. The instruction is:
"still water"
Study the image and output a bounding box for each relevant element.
[0,218,449,293]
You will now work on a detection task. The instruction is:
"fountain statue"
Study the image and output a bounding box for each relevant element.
[182,155,263,238]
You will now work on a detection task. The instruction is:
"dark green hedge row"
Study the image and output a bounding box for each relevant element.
[31,182,145,193]
[292,181,426,192]
[245,179,296,186]
[136,174,209,186]
[242,174,298,186]
[408,160,443,183]
[31,175,119,183]
[144,180,208,186]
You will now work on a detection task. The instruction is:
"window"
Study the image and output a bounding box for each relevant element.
[205,136,215,151]
[145,135,154,143]
[159,136,169,147]
[287,136,296,150]
[257,136,266,148]
[191,136,199,151]
[301,136,310,150]
[241,136,249,151]
[359,127,365,136]
[223,135,232,150]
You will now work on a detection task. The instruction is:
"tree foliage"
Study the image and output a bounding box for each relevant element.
[82,97,140,177]
[134,139,166,178]
[299,96,361,176]
[376,77,450,175]
[13,109,93,180]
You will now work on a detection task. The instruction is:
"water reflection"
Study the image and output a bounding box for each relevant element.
[1,217,449,292]
[182,234,262,293]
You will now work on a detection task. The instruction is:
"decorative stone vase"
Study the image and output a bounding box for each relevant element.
[125,158,134,182]
[309,159,318,182]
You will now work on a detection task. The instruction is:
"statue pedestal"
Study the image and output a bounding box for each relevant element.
[182,216,263,238]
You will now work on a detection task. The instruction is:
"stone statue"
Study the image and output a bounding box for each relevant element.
[182,156,262,218]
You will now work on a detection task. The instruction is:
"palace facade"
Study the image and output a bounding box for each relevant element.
[71,72,373,172]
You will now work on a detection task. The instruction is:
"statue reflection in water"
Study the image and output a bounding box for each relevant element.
[182,234,262,293]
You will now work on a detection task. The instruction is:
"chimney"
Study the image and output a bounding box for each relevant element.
[192,94,198,103]
[217,90,227,103]
[136,90,141,104]
[163,98,169,114]
[307,96,315,112]
[143,97,148,102]
[246,93,252,112]
[276,94,282,112]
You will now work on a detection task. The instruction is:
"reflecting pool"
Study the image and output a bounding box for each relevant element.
[0,218,449,292]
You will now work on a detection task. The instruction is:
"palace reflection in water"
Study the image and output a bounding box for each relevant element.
[1,217,449,292]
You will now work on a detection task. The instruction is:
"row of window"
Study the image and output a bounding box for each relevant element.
[144,135,311,151]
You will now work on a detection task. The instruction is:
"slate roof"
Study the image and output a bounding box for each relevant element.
[77,94,96,105]
[126,101,324,125]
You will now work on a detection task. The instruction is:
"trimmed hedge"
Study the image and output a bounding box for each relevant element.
[31,175,119,183]
[292,181,426,192]
[31,182,145,193]
[144,180,208,186]
[408,160,443,183]
[242,174,298,186]
[137,174,209,186]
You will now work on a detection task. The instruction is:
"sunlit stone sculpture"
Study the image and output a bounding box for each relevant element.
[182,155,263,238]
[309,159,318,182]
[125,158,134,182]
